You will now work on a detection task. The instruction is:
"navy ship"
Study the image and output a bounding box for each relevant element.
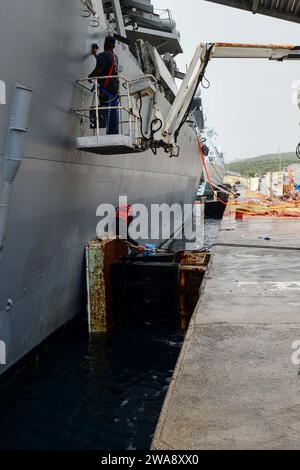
[0,0,202,374]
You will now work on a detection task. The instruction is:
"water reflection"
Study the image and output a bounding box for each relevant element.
[0,321,183,450]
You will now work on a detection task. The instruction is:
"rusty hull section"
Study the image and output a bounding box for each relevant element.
[86,242,210,333]
[86,239,128,333]
[177,252,210,330]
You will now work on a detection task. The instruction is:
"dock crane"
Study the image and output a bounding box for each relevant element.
[76,42,300,157]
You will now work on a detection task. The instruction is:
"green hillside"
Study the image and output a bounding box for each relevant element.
[226,152,299,177]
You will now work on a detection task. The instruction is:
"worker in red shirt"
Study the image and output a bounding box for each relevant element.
[115,205,139,248]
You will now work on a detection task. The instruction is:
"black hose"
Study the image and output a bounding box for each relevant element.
[138,93,148,141]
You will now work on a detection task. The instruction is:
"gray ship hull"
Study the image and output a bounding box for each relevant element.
[0,0,201,374]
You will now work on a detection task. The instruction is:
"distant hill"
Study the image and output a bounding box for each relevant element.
[226,152,299,177]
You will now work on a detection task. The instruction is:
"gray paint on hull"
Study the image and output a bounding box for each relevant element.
[0,0,201,374]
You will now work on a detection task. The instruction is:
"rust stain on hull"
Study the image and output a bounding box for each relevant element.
[176,251,210,330]
[86,239,128,333]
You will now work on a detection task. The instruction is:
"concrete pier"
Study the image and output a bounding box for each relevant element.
[152,212,300,450]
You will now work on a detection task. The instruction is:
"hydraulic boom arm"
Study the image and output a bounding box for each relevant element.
[161,42,300,149]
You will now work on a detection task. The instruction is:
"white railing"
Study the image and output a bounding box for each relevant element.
[154,8,174,31]
[73,76,140,142]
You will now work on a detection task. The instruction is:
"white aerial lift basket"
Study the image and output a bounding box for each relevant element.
[73,75,156,155]
[76,134,139,155]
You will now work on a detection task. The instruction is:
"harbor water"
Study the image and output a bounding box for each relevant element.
[0,321,182,450]
[0,216,221,450]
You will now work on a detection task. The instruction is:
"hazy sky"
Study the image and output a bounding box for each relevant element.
[152,0,300,161]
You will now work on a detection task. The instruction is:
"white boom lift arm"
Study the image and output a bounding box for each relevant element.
[155,42,300,156]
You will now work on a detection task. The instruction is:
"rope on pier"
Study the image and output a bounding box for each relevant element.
[197,139,300,217]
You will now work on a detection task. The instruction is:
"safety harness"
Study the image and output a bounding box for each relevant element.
[100,51,118,101]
